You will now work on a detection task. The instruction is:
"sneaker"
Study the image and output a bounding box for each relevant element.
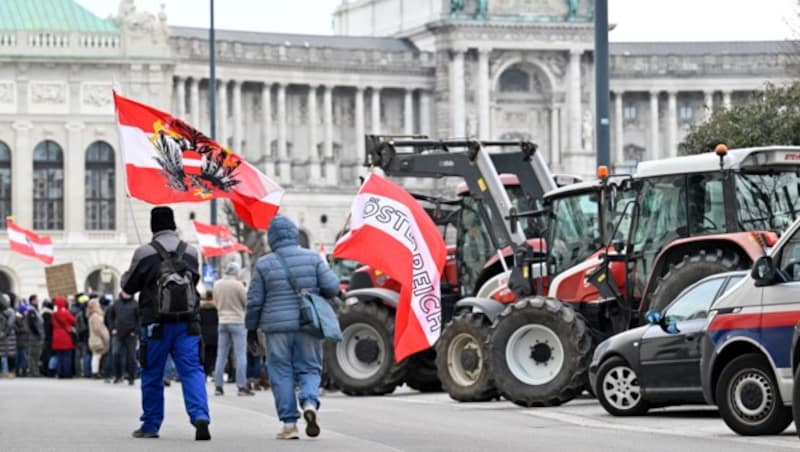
[163,378,171,387]
[214,387,224,396]
[194,419,211,441]
[275,424,299,440]
[113,378,122,384]
[128,379,135,386]
[237,387,255,397]
[303,406,320,438]
[132,429,159,439]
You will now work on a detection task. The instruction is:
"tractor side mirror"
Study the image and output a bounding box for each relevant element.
[752,256,777,287]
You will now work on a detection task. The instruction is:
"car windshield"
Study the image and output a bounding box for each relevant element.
[736,170,800,231]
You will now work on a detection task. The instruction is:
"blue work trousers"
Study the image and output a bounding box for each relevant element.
[266,332,322,424]
[139,322,209,434]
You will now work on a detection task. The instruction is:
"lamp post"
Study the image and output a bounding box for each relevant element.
[594,0,610,167]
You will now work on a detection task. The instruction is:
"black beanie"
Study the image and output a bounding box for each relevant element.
[150,206,176,233]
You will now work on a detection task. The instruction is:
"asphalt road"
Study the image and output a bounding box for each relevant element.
[1,379,799,452]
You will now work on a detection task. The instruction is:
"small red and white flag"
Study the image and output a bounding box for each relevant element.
[6,219,54,265]
[333,174,447,362]
[191,220,251,258]
[113,92,284,229]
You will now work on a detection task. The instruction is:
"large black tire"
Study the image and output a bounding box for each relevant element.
[487,297,592,407]
[323,302,407,396]
[436,312,498,402]
[715,353,793,436]
[647,249,746,313]
[405,349,442,393]
[595,356,649,416]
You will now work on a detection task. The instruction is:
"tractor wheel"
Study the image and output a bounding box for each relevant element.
[405,349,442,393]
[648,249,746,313]
[436,312,498,402]
[323,302,407,396]
[487,297,592,407]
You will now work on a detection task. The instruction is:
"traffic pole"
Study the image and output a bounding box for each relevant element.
[594,0,611,168]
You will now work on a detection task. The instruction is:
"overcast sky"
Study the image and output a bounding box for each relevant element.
[76,0,798,42]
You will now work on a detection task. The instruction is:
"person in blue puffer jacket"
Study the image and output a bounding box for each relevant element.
[246,215,340,440]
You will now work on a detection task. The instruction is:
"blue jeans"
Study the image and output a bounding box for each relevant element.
[56,350,73,378]
[15,347,27,375]
[1,356,8,373]
[139,322,209,434]
[214,323,247,389]
[267,332,322,424]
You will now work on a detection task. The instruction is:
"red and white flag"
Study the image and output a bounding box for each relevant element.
[192,220,251,258]
[333,174,447,362]
[113,92,283,229]
[6,219,54,265]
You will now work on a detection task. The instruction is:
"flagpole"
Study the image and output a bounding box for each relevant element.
[208,0,219,275]
[125,196,143,245]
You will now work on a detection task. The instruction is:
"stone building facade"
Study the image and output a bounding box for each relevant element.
[0,0,794,296]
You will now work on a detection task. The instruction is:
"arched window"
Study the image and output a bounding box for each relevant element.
[499,67,531,92]
[85,141,116,230]
[0,142,10,228]
[33,140,64,230]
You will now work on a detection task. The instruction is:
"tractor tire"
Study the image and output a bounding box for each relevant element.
[405,349,442,393]
[648,249,746,313]
[487,297,592,407]
[436,312,498,402]
[323,302,407,396]
[715,353,793,436]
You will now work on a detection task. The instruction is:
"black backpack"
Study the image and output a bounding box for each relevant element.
[151,240,196,318]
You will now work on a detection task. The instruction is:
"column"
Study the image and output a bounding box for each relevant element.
[477,48,491,139]
[276,83,290,184]
[403,88,414,135]
[65,121,85,238]
[355,87,365,169]
[567,49,582,153]
[370,86,381,134]
[450,48,466,137]
[231,80,243,152]
[261,82,274,177]
[12,121,33,228]
[419,90,432,136]
[649,90,660,160]
[189,78,200,127]
[666,90,678,157]
[549,103,560,166]
[723,90,732,109]
[703,90,714,120]
[323,85,336,186]
[174,76,185,119]
[308,85,321,185]
[613,91,624,166]
[217,79,228,147]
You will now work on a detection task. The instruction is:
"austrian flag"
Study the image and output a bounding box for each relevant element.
[6,220,54,265]
[333,174,447,362]
[192,220,251,258]
[113,92,283,229]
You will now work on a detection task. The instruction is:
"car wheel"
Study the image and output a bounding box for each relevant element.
[595,356,649,416]
[715,353,792,435]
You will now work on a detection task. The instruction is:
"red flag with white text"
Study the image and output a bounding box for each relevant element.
[6,219,54,265]
[113,92,283,229]
[333,174,446,362]
[192,220,251,258]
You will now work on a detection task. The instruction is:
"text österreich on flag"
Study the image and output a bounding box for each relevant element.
[113,92,283,229]
[6,219,54,265]
[333,174,447,362]
[192,220,251,258]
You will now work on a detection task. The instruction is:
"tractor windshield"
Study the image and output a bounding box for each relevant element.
[457,196,495,295]
[547,191,602,276]
[736,170,800,231]
[507,184,546,237]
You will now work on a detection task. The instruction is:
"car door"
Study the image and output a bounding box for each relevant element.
[639,276,727,394]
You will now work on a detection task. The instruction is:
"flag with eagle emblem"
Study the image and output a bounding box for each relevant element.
[113,92,283,229]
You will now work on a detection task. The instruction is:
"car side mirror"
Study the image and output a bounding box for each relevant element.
[752,256,776,287]
[645,310,662,325]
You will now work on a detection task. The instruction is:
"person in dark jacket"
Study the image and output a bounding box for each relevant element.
[51,296,76,379]
[40,300,54,377]
[0,293,16,378]
[26,295,44,377]
[121,206,210,441]
[107,293,140,384]
[14,303,31,377]
[246,215,340,440]
[198,291,218,377]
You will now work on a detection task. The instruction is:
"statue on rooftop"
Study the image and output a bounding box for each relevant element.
[474,0,488,19]
[450,0,465,16]
[567,0,580,19]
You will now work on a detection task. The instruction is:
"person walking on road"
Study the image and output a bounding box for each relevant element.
[51,296,76,379]
[121,206,210,441]
[87,299,110,378]
[0,293,17,378]
[199,291,218,377]
[246,215,340,440]
[26,295,44,377]
[213,261,253,397]
[107,292,140,385]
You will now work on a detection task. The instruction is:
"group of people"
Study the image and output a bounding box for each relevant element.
[0,291,140,383]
